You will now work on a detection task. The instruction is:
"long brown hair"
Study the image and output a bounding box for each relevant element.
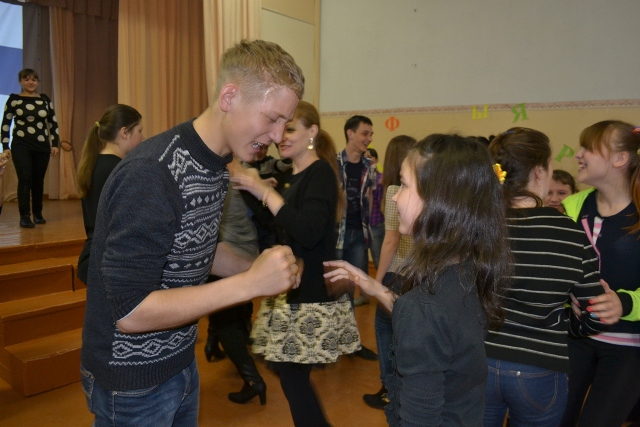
[488,127,551,208]
[580,120,640,235]
[399,134,512,326]
[76,104,141,198]
[293,101,344,221]
[381,135,416,213]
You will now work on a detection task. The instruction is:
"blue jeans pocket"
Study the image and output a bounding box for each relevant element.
[114,384,159,398]
[80,365,95,411]
[515,369,562,411]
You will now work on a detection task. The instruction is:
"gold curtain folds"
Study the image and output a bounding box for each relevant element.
[202,0,261,106]
[118,0,208,138]
[49,7,78,199]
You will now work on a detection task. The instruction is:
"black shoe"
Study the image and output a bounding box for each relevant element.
[20,215,35,228]
[228,380,266,405]
[204,338,226,362]
[363,387,389,409]
[354,345,378,361]
[33,213,46,224]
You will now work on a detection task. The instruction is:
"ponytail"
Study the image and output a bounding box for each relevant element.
[76,124,105,197]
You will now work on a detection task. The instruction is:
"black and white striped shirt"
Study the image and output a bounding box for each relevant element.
[485,207,606,373]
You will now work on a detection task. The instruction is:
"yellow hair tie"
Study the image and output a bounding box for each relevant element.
[493,163,507,184]
[95,121,100,128]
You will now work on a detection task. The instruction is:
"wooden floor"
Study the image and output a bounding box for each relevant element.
[0,199,387,427]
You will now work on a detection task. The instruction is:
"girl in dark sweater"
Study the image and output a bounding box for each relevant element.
[325,134,512,426]
[76,104,144,284]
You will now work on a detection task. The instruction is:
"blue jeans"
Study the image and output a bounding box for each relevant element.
[374,303,393,386]
[484,358,568,427]
[337,227,368,272]
[369,223,385,269]
[81,359,200,427]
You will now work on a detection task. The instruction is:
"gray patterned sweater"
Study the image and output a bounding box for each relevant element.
[81,120,231,391]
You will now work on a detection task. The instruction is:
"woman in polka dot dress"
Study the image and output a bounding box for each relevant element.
[1,68,59,228]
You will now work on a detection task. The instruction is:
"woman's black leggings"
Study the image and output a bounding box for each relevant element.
[561,337,640,427]
[276,362,330,427]
[11,141,50,216]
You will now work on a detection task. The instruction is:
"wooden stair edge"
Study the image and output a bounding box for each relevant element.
[0,255,79,275]
[5,328,83,361]
[0,289,86,320]
[5,328,83,396]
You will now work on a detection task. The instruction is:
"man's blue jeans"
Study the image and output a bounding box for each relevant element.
[81,359,200,427]
[337,227,368,272]
[484,358,568,427]
[374,304,393,386]
[369,223,385,269]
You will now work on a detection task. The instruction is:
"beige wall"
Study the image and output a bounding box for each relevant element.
[320,104,640,190]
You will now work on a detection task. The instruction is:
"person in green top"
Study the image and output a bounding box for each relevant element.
[560,120,640,427]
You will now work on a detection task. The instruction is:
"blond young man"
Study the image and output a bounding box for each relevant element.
[81,40,304,427]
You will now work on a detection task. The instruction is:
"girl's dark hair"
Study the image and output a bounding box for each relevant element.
[552,169,578,194]
[580,120,640,235]
[488,127,551,208]
[381,135,416,213]
[18,68,39,81]
[77,104,141,197]
[398,134,512,325]
[293,101,344,221]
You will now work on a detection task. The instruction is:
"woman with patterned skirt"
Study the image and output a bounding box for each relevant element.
[232,101,360,427]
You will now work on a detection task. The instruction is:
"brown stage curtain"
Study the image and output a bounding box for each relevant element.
[14,0,118,199]
[49,7,78,199]
[203,0,261,106]
[118,0,208,138]
[26,0,117,20]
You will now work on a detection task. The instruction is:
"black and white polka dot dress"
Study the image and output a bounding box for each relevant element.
[1,93,60,152]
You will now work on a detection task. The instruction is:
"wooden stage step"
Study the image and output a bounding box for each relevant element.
[4,328,82,396]
[0,200,88,396]
[0,238,85,267]
[0,256,79,303]
[0,289,86,348]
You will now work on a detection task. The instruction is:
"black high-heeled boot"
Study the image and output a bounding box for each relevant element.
[228,361,266,405]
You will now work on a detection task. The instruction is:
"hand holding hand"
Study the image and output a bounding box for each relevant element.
[586,279,622,325]
[246,245,299,297]
[51,147,59,157]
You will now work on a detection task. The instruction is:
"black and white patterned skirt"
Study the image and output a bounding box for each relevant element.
[251,294,361,364]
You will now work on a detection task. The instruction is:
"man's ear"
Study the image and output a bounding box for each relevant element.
[346,128,354,142]
[219,83,239,113]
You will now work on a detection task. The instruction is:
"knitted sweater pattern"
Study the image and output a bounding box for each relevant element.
[81,121,230,391]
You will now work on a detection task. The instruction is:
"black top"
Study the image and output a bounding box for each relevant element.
[580,191,640,335]
[77,154,122,283]
[386,264,487,427]
[345,161,363,228]
[274,159,338,304]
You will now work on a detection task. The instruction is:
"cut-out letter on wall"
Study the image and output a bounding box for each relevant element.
[512,103,528,123]
[472,105,488,119]
[385,116,400,131]
[555,145,575,162]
